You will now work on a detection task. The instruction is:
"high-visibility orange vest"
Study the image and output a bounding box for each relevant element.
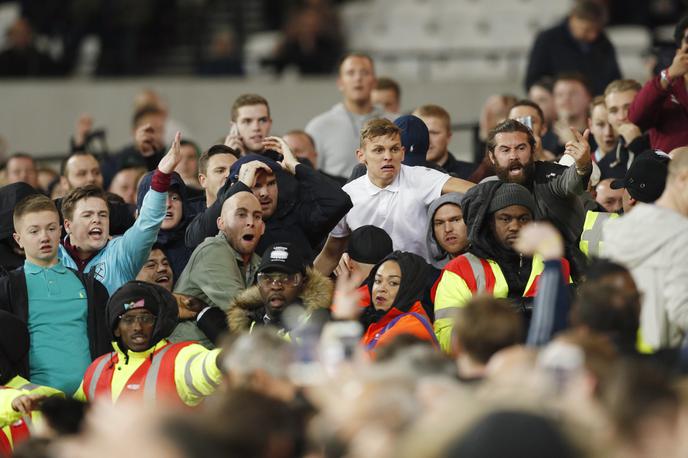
[0,414,31,456]
[81,341,194,406]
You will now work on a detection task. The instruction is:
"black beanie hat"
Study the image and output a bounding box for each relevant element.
[348,225,394,264]
[487,183,536,215]
[106,281,178,347]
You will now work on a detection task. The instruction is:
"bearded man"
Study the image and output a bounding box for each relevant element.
[487,119,592,274]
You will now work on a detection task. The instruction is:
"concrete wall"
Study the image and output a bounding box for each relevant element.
[0,77,522,163]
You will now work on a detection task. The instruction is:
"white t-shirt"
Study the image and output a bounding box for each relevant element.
[331,165,450,260]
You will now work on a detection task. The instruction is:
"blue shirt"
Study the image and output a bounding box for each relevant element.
[25,260,92,395]
[57,188,167,295]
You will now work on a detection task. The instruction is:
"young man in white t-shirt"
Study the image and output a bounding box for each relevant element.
[314,118,474,275]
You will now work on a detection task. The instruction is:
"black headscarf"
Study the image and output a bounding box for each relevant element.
[360,251,430,328]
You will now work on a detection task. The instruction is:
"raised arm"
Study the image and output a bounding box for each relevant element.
[115,132,182,280]
[314,235,350,276]
[514,223,571,347]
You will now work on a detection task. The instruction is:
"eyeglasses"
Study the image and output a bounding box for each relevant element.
[257,272,300,287]
[119,314,156,326]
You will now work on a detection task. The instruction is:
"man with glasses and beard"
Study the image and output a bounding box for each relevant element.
[486,119,592,274]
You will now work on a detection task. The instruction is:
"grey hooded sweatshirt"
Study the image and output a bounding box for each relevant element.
[426,193,464,270]
[603,203,688,350]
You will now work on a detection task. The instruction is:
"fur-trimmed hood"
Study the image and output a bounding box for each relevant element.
[227,268,333,332]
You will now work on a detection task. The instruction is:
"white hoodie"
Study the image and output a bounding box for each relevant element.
[603,203,688,350]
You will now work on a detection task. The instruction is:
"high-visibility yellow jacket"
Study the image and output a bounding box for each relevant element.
[434,252,571,352]
[579,210,619,258]
[0,375,62,454]
[74,339,222,407]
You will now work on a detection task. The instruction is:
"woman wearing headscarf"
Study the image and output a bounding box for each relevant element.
[360,251,439,354]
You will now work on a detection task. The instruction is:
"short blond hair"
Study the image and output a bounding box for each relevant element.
[359,118,400,147]
[14,194,58,229]
[414,104,451,131]
[590,95,606,111]
[604,79,641,98]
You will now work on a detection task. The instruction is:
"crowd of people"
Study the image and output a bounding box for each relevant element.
[1,1,688,457]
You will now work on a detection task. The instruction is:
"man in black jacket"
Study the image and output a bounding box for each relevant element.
[524,0,621,96]
[185,136,352,261]
[0,195,109,394]
[486,119,591,275]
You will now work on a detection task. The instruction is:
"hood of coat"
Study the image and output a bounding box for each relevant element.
[136,171,192,245]
[603,203,688,269]
[426,192,464,269]
[227,267,333,332]
[0,182,40,240]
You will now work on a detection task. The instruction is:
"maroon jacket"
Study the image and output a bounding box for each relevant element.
[628,74,688,153]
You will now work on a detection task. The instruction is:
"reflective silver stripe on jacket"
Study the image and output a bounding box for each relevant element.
[143,345,175,403]
[463,252,486,293]
[88,355,112,401]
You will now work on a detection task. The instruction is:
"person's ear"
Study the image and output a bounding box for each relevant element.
[114,328,121,338]
[12,232,22,249]
[198,173,207,189]
[355,148,365,164]
[217,216,224,232]
[59,176,70,191]
[488,151,496,165]
[63,219,72,235]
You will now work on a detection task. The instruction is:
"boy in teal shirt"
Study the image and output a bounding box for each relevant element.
[0,194,110,394]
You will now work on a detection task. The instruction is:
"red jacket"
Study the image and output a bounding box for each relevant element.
[362,301,438,353]
[628,74,688,153]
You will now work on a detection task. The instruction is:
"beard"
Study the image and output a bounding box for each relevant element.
[493,157,535,186]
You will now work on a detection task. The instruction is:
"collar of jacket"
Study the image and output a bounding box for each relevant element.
[61,234,102,271]
[227,267,333,333]
[112,339,169,364]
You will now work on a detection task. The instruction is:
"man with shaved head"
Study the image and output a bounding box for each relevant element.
[170,191,265,346]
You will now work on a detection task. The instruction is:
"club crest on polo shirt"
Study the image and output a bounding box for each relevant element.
[269,247,289,262]
[94,262,106,281]
[124,298,145,311]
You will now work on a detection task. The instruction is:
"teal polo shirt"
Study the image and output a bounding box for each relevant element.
[25,260,92,395]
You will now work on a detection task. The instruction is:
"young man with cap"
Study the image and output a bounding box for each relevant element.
[433,182,571,352]
[185,137,352,261]
[0,194,110,395]
[227,243,333,337]
[75,281,224,406]
[602,152,688,351]
[170,191,265,347]
[315,118,474,274]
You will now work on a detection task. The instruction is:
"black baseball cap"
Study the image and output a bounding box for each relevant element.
[257,243,307,275]
[348,225,393,264]
[610,151,669,203]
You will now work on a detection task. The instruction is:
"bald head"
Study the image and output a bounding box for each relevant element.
[595,178,623,213]
[669,147,688,160]
[217,192,265,256]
